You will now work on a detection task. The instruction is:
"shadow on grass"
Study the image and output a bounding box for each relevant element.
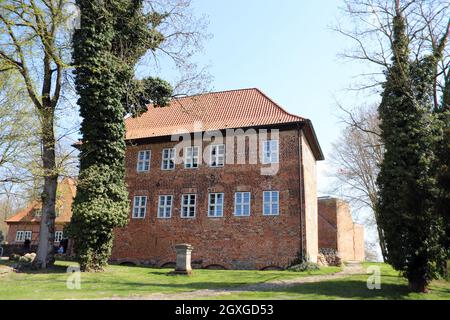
[13,264,69,275]
[262,279,411,299]
[9,261,155,275]
[63,278,412,299]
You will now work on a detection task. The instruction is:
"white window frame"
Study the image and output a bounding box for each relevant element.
[15,231,25,242]
[158,195,173,219]
[184,146,199,169]
[181,194,196,218]
[161,148,176,170]
[34,208,42,217]
[263,191,279,216]
[132,196,147,219]
[56,205,63,217]
[234,192,251,217]
[24,231,32,241]
[262,140,279,164]
[208,193,224,217]
[137,150,151,172]
[54,231,63,242]
[210,144,225,167]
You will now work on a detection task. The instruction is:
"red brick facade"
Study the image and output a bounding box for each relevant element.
[318,197,365,261]
[111,126,321,269]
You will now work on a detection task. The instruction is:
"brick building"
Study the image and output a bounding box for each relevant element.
[5,178,76,246]
[111,88,325,269]
[318,197,365,261]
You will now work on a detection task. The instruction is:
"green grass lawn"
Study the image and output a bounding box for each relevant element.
[0,260,340,300]
[205,263,450,300]
[0,260,448,300]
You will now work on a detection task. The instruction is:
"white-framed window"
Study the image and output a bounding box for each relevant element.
[34,208,42,217]
[161,148,176,170]
[56,205,63,217]
[184,146,199,168]
[210,144,225,167]
[262,140,279,164]
[16,231,32,242]
[158,195,173,218]
[15,231,25,242]
[181,194,196,218]
[24,231,32,240]
[263,191,279,216]
[234,192,251,216]
[132,196,147,219]
[137,150,151,172]
[54,231,63,242]
[208,193,224,217]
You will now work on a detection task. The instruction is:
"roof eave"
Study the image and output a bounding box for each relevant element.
[299,119,325,161]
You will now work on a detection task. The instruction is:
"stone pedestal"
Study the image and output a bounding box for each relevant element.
[173,243,194,275]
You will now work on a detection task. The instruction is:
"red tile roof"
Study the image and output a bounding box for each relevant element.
[125,88,324,160]
[6,178,76,224]
[125,88,304,139]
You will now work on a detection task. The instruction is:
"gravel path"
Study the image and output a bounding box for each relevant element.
[107,262,365,300]
[0,265,13,277]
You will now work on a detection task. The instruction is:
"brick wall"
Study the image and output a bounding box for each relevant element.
[353,224,365,261]
[336,200,356,261]
[318,214,337,249]
[318,198,365,262]
[112,127,319,269]
[300,132,318,263]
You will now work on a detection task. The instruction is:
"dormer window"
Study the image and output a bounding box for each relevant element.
[56,205,63,217]
[34,209,42,217]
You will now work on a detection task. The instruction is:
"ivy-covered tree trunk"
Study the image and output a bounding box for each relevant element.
[67,1,129,271]
[67,0,172,271]
[376,2,447,292]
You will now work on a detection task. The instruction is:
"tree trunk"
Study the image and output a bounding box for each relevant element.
[376,224,389,262]
[372,206,389,262]
[34,110,58,269]
[409,279,429,293]
[444,260,449,279]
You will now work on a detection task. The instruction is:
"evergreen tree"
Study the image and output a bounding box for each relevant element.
[67,0,172,271]
[376,4,447,292]
[435,72,450,276]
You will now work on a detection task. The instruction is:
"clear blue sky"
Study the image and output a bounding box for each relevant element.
[168,0,378,195]
[173,0,382,254]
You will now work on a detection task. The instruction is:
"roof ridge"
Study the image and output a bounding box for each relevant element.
[172,87,258,100]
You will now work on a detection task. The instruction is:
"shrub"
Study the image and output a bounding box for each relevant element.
[288,261,320,272]
[18,253,36,264]
[9,253,20,261]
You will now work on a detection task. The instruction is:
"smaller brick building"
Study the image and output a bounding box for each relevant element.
[318,197,364,261]
[5,178,76,246]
